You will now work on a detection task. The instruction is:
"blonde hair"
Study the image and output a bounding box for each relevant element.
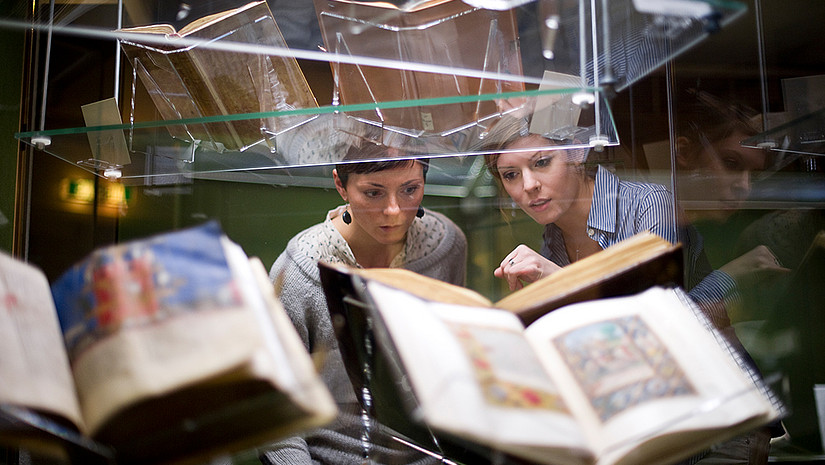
[479,116,596,183]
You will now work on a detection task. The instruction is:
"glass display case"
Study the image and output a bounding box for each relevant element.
[1,0,824,463]
[6,0,748,181]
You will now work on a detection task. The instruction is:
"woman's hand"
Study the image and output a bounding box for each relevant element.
[495,245,562,291]
[719,245,790,288]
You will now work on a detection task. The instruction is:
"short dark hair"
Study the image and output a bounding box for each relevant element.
[335,142,429,186]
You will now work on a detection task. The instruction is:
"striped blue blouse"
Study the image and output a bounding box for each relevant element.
[539,165,737,329]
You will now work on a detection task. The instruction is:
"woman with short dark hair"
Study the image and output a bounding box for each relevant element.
[264,142,466,465]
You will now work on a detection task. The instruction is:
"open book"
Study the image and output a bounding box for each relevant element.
[118,1,318,153]
[0,222,336,464]
[313,0,524,137]
[322,266,781,465]
[342,231,684,326]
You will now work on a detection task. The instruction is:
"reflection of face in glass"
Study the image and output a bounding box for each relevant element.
[494,135,583,226]
[677,129,767,219]
[335,162,425,246]
[674,90,767,221]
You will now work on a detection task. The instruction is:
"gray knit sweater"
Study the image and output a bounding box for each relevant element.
[262,206,467,465]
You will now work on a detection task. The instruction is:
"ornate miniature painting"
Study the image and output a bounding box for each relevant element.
[448,322,569,413]
[553,315,695,422]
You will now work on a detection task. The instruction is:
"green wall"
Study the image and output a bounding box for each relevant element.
[115,174,543,302]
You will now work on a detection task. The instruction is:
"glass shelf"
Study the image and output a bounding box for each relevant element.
[742,107,825,157]
[6,0,748,84]
[194,145,500,201]
[5,0,747,181]
[541,0,747,92]
[16,88,619,183]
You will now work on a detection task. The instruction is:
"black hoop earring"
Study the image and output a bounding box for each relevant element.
[416,206,425,218]
[342,210,352,224]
